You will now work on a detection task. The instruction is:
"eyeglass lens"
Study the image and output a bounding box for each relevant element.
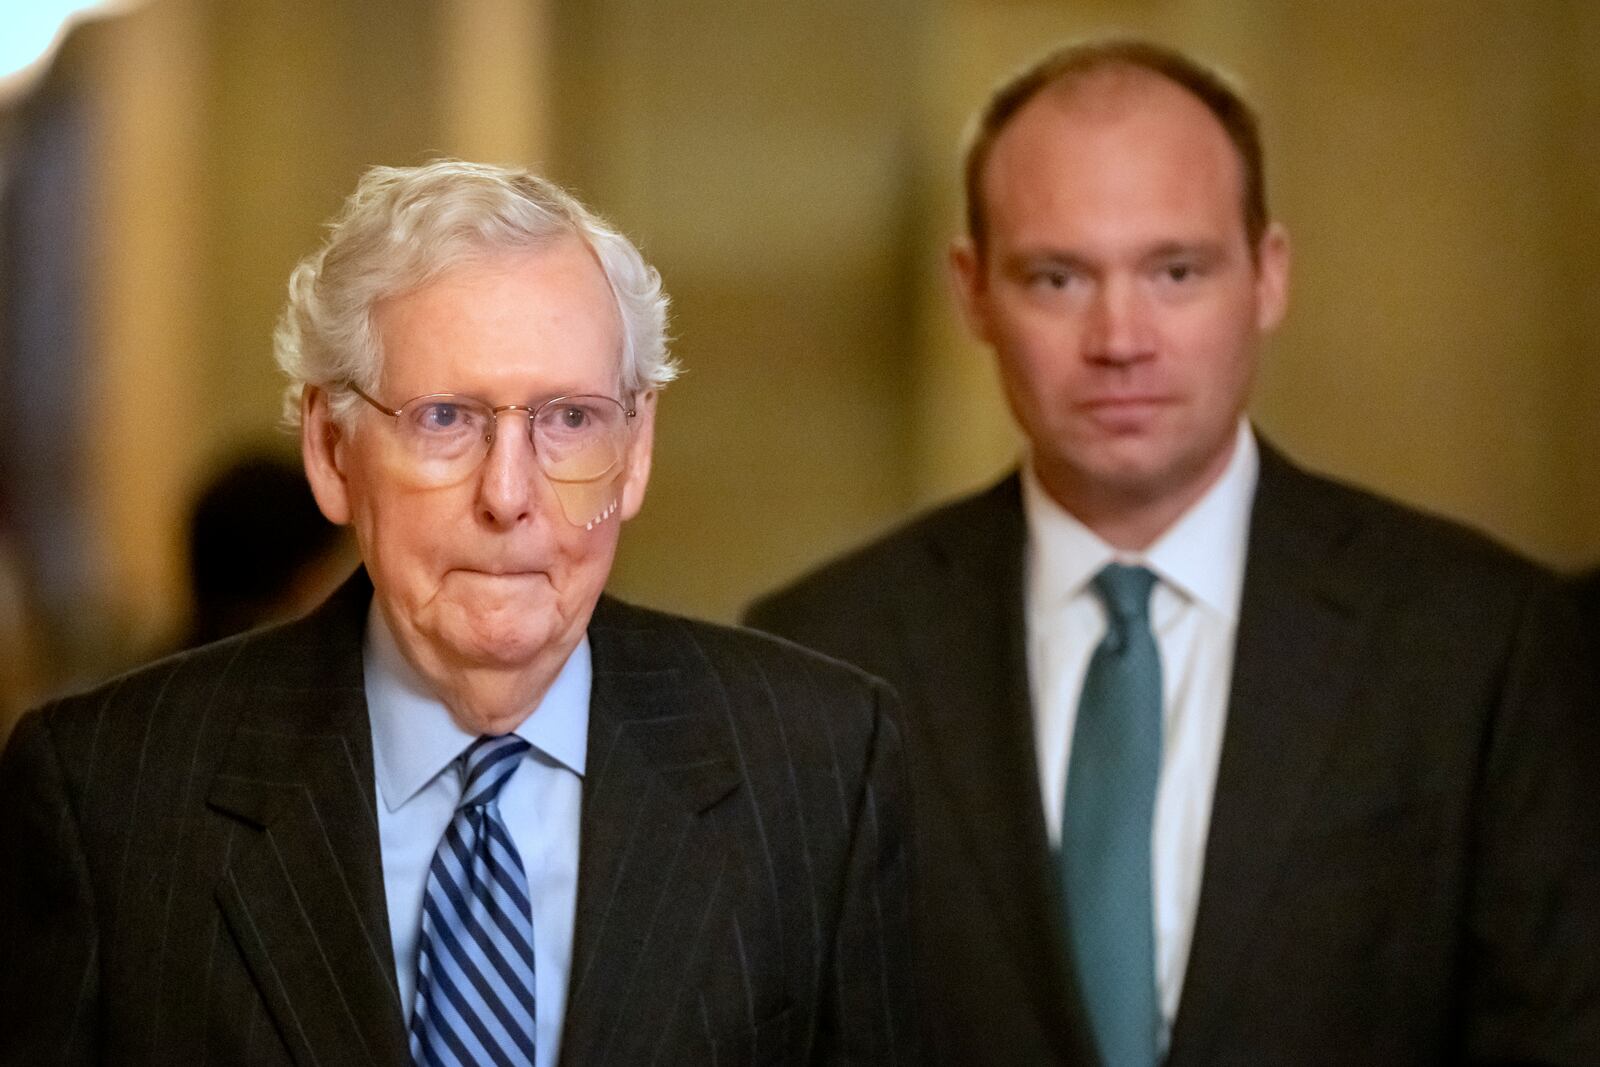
[394,395,629,484]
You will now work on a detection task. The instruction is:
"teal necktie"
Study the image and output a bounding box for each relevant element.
[1060,564,1162,1067]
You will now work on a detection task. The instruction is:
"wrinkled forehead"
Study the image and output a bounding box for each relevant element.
[374,239,627,397]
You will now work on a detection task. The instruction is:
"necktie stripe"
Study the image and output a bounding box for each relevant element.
[483,829,536,914]
[423,830,539,992]
[462,757,520,806]
[424,947,535,1063]
[431,841,538,962]
[416,875,536,1063]
[423,964,508,1063]
[418,1012,476,1067]
[414,951,492,1067]
[411,734,538,1067]
[420,892,539,1015]
[463,738,525,792]
[439,819,478,875]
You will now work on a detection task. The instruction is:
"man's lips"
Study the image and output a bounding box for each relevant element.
[1077,393,1172,409]
[1075,395,1173,430]
[452,566,546,579]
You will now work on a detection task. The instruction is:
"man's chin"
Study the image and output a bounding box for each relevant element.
[1083,439,1237,510]
[459,628,559,669]
[421,609,566,672]
[1048,437,1173,490]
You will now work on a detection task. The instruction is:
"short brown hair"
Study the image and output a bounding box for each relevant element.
[963,39,1268,255]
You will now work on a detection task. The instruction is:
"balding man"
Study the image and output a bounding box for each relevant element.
[750,40,1600,1066]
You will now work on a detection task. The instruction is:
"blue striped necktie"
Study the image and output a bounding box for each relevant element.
[410,733,538,1067]
[1060,564,1162,1067]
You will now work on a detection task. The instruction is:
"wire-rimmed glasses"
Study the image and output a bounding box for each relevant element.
[345,382,637,487]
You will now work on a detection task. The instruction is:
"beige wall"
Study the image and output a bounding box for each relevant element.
[52,0,1600,660]
[1257,2,1600,567]
[544,0,927,620]
[72,0,445,647]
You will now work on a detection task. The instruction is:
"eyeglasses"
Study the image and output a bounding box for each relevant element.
[346,383,637,487]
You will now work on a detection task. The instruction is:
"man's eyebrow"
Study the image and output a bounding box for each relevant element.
[1142,240,1227,262]
[999,249,1095,275]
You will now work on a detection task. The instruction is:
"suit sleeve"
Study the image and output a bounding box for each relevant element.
[815,681,921,1066]
[1464,581,1600,1066]
[0,709,100,1066]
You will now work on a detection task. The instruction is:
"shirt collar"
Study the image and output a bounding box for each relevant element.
[1145,422,1258,620]
[1023,419,1258,623]
[364,602,591,814]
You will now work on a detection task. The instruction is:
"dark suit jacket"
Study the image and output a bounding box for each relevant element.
[747,442,1600,1066]
[1573,567,1600,676]
[0,572,916,1066]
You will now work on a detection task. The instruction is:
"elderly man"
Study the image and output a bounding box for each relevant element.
[749,39,1600,1067]
[0,161,915,1065]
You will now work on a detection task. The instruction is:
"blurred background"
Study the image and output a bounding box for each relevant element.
[2,0,1597,733]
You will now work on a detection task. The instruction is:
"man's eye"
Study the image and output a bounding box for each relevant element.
[541,403,600,435]
[1030,269,1075,290]
[1160,262,1198,283]
[415,403,476,433]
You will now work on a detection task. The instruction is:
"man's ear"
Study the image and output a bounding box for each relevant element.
[300,386,353,525]
[618,390,656,522]
[1254,221,1291,334]
[948,237,994,344]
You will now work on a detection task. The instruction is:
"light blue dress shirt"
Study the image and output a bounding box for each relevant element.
[364,605,588,1067]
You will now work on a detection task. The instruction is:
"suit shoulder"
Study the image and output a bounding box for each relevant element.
[590,598,902,790]
[594,596,890,700]
[20,633,246,746]
[8,607,342,783]
[1276,460,1559,595]
[748,475,1020,627]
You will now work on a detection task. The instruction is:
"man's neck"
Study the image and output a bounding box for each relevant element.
[376,610,585,737]
[424,661,570,736]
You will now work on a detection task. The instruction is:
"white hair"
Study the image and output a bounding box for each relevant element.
[273,159,675,427]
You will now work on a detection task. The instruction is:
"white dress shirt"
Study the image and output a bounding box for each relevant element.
[365,605,588,1067]
[1022,420,1257,1049]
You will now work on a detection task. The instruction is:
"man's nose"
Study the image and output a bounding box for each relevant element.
[475,414,542,527]
[1084,276,1154,366]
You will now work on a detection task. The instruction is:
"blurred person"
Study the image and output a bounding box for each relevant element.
[0,160,915,1065]
[749,39,1600,1067]
[182,448,353,648]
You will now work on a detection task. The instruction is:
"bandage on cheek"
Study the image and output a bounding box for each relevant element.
[550,468,624,530]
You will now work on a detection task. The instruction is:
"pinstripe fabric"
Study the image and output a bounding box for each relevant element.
[410,735,538,1067]
[565,599,917,1064]
[0,571,919,1065]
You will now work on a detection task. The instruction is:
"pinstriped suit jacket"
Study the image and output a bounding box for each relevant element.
[0,573,917,1065]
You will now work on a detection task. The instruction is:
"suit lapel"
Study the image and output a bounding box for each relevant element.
[1169,445,1372,1063]
[904,476,1087,1057]
[560,598,743,1065]
[205,574,408,1067]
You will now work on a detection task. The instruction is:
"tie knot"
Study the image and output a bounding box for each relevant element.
[1093,564,1157,632]
[458,734,531,809]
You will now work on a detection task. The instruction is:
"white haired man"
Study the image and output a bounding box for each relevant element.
[0,160,917,1066]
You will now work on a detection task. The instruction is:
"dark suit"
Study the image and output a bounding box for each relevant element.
[0,572,916,1065]
[1574,567,1600,675]
[747,441,1600,1066]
